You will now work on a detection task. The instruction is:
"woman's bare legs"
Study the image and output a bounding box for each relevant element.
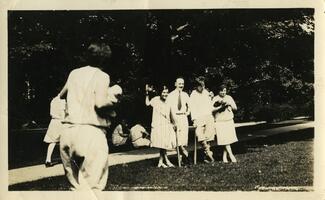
[45,143,56,163]
[225,144,237,162]
[163,149,175,167]
[158,149,168,168]
[222,148,228,163]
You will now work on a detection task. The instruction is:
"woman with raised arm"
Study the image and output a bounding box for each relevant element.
[212,84,238,163]
[145,84,176,168]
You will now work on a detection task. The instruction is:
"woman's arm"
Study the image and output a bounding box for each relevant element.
[211,96,224,112]
[212,105,224,113]
[145,93,151,106]
[58,82,68,99]
[226,96,237,111]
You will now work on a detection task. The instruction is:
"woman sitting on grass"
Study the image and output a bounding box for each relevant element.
[212,84,238,163]
[112,119,151,148]
[145,84,176,168]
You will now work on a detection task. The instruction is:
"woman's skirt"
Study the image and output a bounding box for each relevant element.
[150,123,176,150]
[214,119,238,145]
[43,119,65,143]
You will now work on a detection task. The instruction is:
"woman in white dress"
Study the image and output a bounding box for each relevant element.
[212,84,238,163]
[43,96,67,167]
[145,85,176,168]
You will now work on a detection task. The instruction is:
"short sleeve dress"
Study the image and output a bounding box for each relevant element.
[212,95,238,145]
[149,96,176,150]
[43,97,67,143]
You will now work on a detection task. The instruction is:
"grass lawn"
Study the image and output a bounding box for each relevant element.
[9,129,313,191]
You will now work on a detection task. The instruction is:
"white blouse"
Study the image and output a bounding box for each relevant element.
[212,95,237,121]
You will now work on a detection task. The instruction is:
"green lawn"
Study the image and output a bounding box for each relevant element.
[9,129,313,191]
[107,139,313,191]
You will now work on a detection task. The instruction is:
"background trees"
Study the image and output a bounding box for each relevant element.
[8,9,314,128]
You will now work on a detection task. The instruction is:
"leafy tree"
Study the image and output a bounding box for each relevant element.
[8,9,314,128]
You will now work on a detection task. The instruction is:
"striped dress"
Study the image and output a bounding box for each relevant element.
[149,96,176,150]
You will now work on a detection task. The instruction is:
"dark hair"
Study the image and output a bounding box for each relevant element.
[160,85,168,91]
[193,76,205,87]
[84,43,112,67]
[218,84,227,92]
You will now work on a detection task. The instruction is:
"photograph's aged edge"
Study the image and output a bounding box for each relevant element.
[0,0,324,199]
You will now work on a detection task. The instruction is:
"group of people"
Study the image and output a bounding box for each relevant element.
[145,77,238,168]
[42,43,238,191]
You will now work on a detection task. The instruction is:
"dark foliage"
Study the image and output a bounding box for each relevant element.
[8,9,314,128]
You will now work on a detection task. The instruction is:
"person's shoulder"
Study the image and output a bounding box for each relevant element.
[70,66,95,77]
[190,90,197,96]
[152,96,160,102]
[67,67,80,77]
[167,89,177,97]
[94,68,110,81]
[226,95,234,99]
[131,124,143,131]
[169,89,177,94]
[182,90,190,97]
[212,95,220,101]
[203,89,210,95]
[73,66,91,73]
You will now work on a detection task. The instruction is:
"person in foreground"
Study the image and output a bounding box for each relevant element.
[146,85,176,168]
[212,84,238,163]
[58,43,118,191]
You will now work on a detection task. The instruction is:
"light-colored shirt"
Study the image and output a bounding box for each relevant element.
[130,124,146,142]
[212,95,237,121]
[189,89,213,121]
[65,66,111,127]
[112,124,128,146]
[166,89,190,116]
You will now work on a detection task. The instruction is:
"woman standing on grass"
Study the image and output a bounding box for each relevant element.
[145,85,176,168]
[212,84,238,163]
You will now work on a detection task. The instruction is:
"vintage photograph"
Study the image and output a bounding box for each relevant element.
[7,9,314,191]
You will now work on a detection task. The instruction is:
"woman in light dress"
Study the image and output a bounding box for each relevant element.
[212,84,238,163]
[145,85,176,168]
[43,96,67,167]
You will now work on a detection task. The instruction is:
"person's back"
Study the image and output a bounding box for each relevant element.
[59,65,114,191]
[130,124,150,148]
[65,66,110,127]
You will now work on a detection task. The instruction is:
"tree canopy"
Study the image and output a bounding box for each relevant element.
[8,9,314,128]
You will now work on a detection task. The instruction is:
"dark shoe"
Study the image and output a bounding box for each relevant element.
[203,156,214,163]
[204,151,215,163]
[45,162,54,168]
[182,155,193,165]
